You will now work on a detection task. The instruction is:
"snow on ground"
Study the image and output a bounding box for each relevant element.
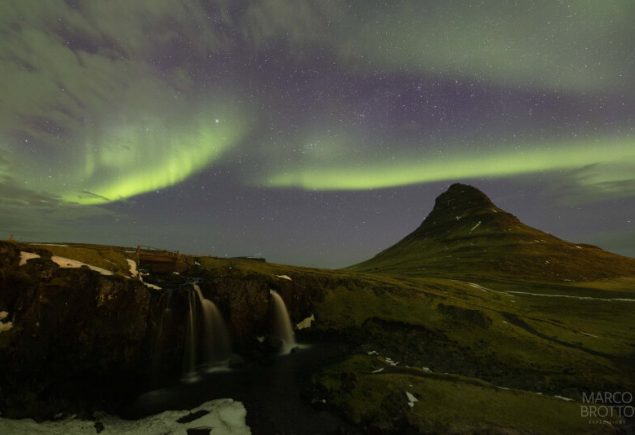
[469,221,482,232]
[0,311,13,333]
[19,251,40,266]
[138,273,162,290]
[127,259,138,278]
[405,392,419,408]
[554,395,574,402]
[29,243,68,247]
[51,256,113,276]
[384,357,398,366]
[0,320,13,333]
[467,282,492,293]
[0,399,251,435]
[296,314,315,330]
[143,282,162,290]
[507,291,635,302]
[275,274,292,281]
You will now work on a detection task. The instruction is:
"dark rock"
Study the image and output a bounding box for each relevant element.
[94,421,105,433]
[197,269,328,353]
[0,242,20,267]
[264,335,283,353]
[228,354,245,369]
[186,427,212,435]
[177,409,210,423]
[0,260,154,419]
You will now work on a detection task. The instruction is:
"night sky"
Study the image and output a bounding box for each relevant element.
[1,1,634,267]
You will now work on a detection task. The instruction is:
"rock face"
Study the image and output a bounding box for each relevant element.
[0,242,153,419]
[197,267,330,351]
[0,239,341,419]
[353,183,635,281]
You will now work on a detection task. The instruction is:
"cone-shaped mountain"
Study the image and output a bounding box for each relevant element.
[352,183,635,282]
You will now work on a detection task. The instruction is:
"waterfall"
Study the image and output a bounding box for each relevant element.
[152,282,232,384]
[151,291,174,386]
[193,284,231,369]
[181,290,200,383]
[270,290,297,354]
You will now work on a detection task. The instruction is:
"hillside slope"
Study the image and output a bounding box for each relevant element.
[352,183,635,282]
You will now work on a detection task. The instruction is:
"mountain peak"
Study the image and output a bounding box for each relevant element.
[352,183,635,281]
[409,183,510,239]
[434,183,496,214]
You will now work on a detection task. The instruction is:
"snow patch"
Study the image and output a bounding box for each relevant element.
[371,368,384,374]
[384,357,398,366]
[296,314,315,330]
[126,259,138,278]
[30,243,68,247]
[554,395,574,402]
[143,282,162,291]
[468,282,490,292]
[581,332,599,338]
[469,221,482,232]
[19,251,40,266]
[275,274,292,281]
[405,392,418,408]
[507,291,635,303]
[138,270,161,290]
[0,311,13,333]
[51,256,113,276]
[0,320,13,333]
[0,399,250,435]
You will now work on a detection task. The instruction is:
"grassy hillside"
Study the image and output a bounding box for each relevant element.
[352,184,635,282]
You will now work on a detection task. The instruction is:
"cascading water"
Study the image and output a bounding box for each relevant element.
[152,281,232,384]
[181,289,200,383]
[193,283,231,369]
[270,290,297,354]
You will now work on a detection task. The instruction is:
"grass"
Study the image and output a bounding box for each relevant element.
[317,355,612,434]
[27,243,132,274]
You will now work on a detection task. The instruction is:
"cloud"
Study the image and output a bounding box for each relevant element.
[0,0,251,204]
[546,163,635,204]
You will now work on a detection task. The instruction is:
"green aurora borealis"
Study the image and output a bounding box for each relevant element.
[1,0,634,265]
